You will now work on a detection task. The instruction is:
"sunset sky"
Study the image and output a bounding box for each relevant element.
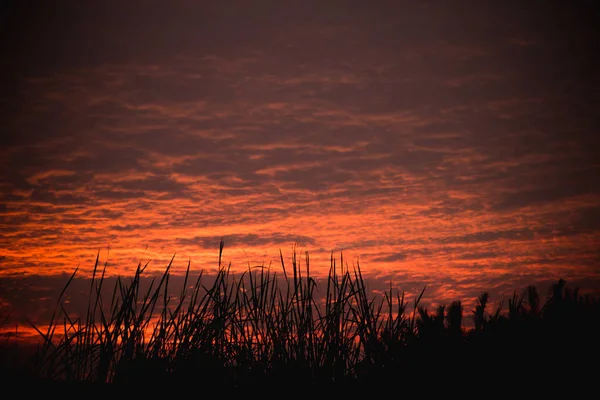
[1,0,599,338]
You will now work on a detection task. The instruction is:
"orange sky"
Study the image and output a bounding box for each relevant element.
[1,0,599,340]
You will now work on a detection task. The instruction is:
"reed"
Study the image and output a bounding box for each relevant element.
[5,241,599,392]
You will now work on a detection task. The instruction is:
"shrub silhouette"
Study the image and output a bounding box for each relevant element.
[1,242,598,394]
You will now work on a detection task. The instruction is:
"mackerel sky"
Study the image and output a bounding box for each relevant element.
[1,0,599,330]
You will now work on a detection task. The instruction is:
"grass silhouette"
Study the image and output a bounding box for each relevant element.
[1,241,598,394]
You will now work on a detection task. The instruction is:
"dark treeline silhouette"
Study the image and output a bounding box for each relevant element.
[1,243,598,395]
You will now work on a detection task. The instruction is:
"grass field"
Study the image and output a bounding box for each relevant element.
[1,241,598,394]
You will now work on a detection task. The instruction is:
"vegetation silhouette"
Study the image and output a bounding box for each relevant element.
[1,241,598,394]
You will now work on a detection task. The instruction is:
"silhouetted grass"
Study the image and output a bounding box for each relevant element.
[2,241,599,394]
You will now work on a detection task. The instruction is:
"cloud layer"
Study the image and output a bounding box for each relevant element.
[1,1,599,332]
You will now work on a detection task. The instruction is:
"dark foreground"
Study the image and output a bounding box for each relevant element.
[1,256,598,397]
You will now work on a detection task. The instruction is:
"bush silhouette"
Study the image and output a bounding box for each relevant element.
[1,243,598,394]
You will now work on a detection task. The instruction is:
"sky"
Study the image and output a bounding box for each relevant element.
[1,0,599,339]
